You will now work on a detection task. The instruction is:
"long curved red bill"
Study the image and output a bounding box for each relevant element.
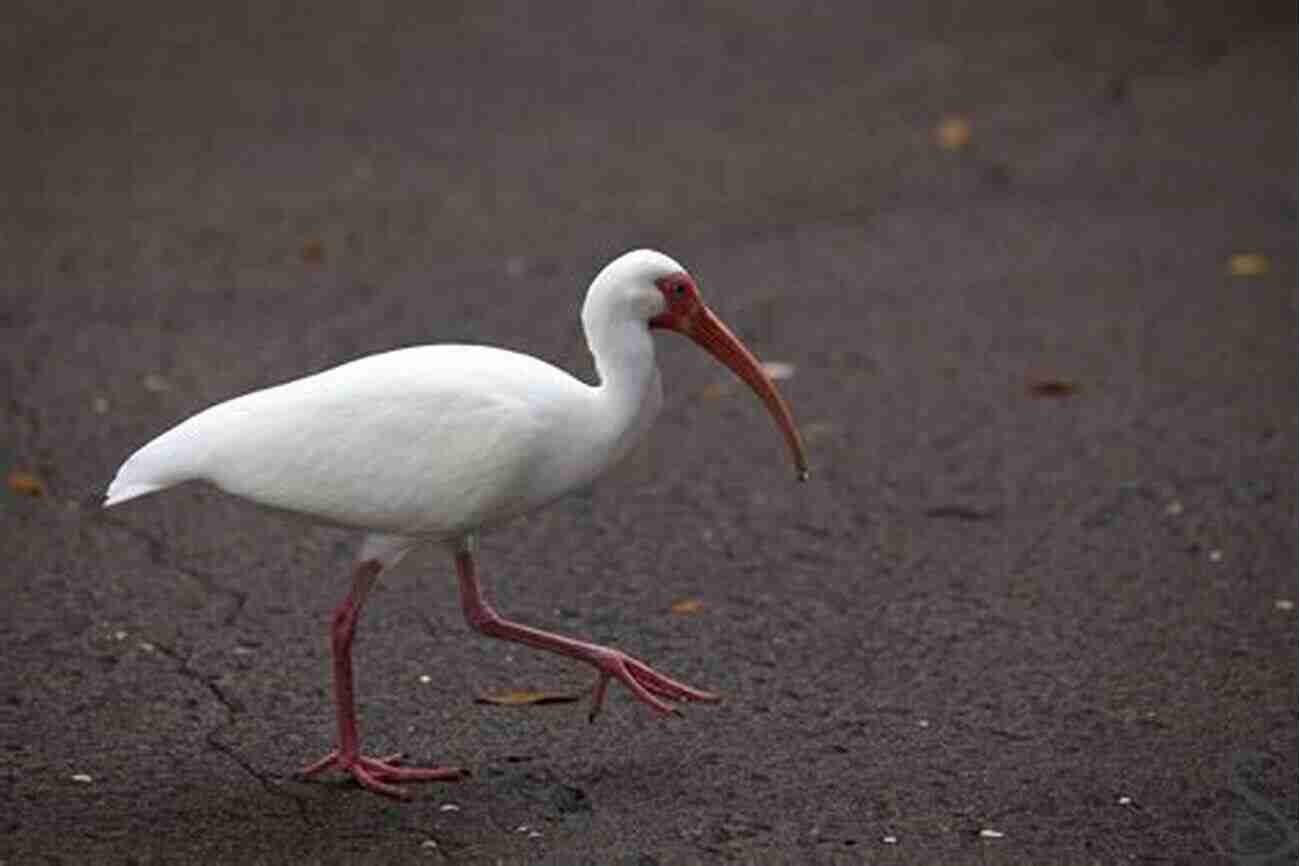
[686,306,809,481]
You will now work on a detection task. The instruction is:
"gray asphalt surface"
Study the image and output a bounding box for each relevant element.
[3,2,1296,864]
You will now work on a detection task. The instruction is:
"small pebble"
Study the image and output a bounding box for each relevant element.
[1208,549,1223,562]
[419,674,432,684]
[882,834,898,844]
[71,774,93,784]
[917,719,930,728]
[1275,599,1295,611]
[420,839,438,850]
[142,373,171,393]
[137,642,156,653]
[1164,500,1184,516]
[439,803,460,812]
[92,396,110,414]
[979,828,1005,839]
[527,831,543,839]
[1117,796,1133,805]
[113,630,128,641]
[760,361,796,381]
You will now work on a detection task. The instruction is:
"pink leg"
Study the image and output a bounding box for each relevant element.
[454,548,719,721]
[301,559,466,798]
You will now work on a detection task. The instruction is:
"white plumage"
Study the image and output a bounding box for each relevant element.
[107,344,643,536]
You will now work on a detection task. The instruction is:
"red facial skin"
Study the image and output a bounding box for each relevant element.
[650,272,809,481]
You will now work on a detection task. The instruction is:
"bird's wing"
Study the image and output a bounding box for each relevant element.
[187,345,580,536]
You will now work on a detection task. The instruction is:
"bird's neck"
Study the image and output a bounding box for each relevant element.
[591,319,657,403]
[588,320,662,454]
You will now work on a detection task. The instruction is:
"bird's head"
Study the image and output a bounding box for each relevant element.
[583,249,809,482]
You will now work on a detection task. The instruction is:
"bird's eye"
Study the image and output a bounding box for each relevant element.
[675,283,687,295]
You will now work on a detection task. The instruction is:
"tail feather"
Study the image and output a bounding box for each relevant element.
[104,416,208,508]
[103,480,169,508]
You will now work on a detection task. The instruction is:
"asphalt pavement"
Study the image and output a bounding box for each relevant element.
[3,2,1296,864]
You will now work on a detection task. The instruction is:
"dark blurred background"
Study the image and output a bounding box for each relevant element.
[7,1,1292,281]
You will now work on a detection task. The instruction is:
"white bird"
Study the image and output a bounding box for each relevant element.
[105,249,808,797]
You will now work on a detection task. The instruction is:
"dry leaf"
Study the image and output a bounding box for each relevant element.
[1228,253,1268,276]
[7,471,45,497]
[1027,379,1078,398]
[671,598,704,615]
[301,240,324,264]
[475,689,580,706]
[937,116,971,150]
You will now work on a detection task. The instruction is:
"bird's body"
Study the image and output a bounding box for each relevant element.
[107,342,661,539]
[105,249,806,798]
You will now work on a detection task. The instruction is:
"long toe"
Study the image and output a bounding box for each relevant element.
[352,764,415,799]
[626,657,720,703]
[300,750,466,798]
[356,755,468,783]
[588,649,719,719]
[300,750,341,777]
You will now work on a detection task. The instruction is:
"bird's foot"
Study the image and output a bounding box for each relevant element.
[301,750,467,799]
[587,648,719,722]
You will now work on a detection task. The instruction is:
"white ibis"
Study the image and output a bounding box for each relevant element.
[105,249,808,797]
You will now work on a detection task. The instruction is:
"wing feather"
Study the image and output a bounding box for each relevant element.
[180,345,579,535]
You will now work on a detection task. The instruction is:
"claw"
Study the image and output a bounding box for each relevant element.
[588,674,611,723]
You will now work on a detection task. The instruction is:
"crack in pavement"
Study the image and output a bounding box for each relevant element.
[97,515,325,819]
[98,513,250,627]
[205,732,313,823]
[150,639,314,822]
[150,640,245,716]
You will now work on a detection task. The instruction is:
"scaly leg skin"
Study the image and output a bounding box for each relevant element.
[301,559,467,798]
[453,546,720,722]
